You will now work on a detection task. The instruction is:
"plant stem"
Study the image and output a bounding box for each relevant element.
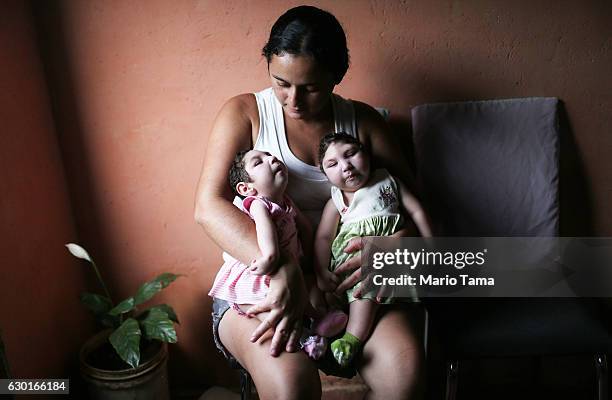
[90,259,114,306]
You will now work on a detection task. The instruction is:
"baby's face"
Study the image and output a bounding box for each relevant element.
[321,141,370,192]
[242,150,288,197]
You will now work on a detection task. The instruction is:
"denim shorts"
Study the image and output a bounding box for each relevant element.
[211,297,242,367]
[211,297,357,378]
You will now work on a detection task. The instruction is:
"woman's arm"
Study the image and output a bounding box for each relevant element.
[195,94,260,262]
[397,180,433,238]
[194,94,306,355]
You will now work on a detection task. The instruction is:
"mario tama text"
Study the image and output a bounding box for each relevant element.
[370,248,495,289]
[373,273,494,287]
[363,237,612,298]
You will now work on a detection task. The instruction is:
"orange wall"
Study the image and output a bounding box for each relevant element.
[25,0,612,388]
[0,0,91,382]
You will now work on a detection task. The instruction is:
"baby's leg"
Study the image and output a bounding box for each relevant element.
[331,299,379,367]
[346,299,379,341]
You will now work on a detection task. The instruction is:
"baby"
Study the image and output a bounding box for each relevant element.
[209,149,306,312]
[316,132,432,367]
[209,149,346,359]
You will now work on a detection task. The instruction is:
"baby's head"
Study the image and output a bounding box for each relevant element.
[229,149,288,199]
[319,132,371,192]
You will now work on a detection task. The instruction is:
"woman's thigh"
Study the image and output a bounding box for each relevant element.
[358,306,424,400]
[218,307,322,400]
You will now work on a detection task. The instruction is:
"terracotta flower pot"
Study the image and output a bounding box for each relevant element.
[79,330,170,400]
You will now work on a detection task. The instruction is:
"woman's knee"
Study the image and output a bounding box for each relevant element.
[255,360,321,400]
[359,308,423,399]
[219,310,321,399]
[362,345,420,399]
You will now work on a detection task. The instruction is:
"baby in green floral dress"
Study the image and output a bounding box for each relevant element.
[315,132,432,367]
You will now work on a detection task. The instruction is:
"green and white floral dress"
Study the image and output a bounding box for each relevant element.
[330,168,406,303]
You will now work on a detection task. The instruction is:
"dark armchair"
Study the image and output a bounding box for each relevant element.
[411,98,612,399]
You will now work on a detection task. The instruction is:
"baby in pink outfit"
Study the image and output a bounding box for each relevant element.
[208,149,346,359]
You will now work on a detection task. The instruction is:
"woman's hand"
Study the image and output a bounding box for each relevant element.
[333,237,367,296]
[334,229,411,301]
[246,259,307,356]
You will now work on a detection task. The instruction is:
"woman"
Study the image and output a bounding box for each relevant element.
[195,6,423,399]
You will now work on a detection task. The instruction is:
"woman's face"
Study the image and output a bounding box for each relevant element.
[268,53,335,120]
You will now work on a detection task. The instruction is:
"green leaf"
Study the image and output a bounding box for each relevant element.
[149,304,179,324]
[133,281,162,305]
[108,297,135,316]
[139,308,177,343]
[153,273,180,288]
[133,273,180,305]
[109,318,141,368]
[80,292,112,315]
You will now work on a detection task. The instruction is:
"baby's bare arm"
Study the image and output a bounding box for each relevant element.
[249,200,280,275]
[314,199,341,292]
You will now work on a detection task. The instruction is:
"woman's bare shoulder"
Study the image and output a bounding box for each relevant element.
[216,93,260,142]
[352,100,416,190]
[352,99,380,116]
[222,93,258,119]
[352,100,388,144]
[353,99,388,130]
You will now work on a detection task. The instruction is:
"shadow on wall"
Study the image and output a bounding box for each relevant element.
[557,101,594,236]
[29,4,119,396]
[32,4,117,285]
[31,2,242,391]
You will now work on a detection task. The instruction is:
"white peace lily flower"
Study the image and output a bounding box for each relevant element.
[65,243,92,262]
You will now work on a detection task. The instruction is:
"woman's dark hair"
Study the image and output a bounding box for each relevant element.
[262,6,349,84]
[318,132,364,173]
[229,149,252,197]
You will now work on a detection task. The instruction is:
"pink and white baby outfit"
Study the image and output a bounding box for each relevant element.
[208,195,301,304]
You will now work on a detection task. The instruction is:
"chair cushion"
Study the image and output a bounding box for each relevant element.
[411,98,560,236]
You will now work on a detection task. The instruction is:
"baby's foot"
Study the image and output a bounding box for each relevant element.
[313,310,348,337]
[330,332,361,367]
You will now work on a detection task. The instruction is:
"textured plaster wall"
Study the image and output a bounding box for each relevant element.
[0,0,91,381]
[31,0,611,388]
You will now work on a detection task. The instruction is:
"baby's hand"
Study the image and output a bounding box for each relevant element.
[316,269,340,293]
[250,254,278,275]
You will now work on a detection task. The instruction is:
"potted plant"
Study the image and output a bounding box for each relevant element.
[66,243,181,400]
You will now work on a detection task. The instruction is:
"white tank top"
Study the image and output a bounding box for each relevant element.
[253,87,357,226]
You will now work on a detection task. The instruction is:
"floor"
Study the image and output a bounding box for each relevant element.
[181,355,607,400]
[191,373,367,400]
